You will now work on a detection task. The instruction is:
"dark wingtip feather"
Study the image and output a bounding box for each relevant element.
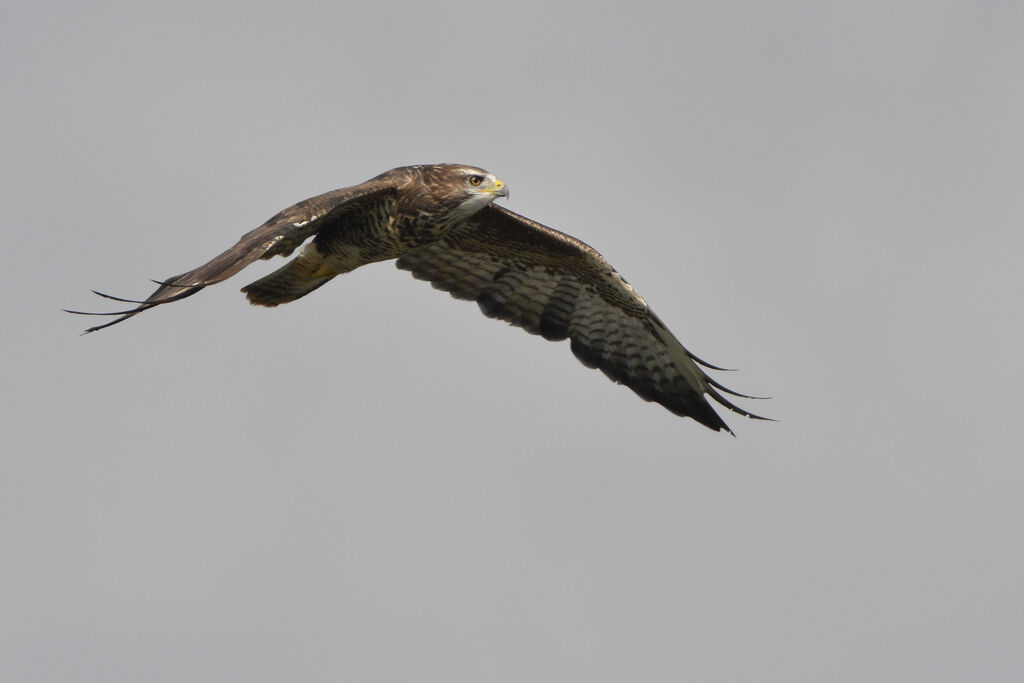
[64,306,145,317]
[706,376,772,400]
[150,278,204,288]
[706,386,776,423]
[77,312,142,334]
[685,398,735,435]
[687,349,736,372]
[90,290,152,305]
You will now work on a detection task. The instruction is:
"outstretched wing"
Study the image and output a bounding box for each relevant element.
[396,204,767,432]
[67,178,397,332]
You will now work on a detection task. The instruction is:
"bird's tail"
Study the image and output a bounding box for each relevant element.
[241,244,336,307]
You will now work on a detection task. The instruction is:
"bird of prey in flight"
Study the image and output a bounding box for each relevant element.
[69,163,768,433]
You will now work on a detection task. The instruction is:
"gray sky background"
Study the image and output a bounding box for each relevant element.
[3,1,1022,681]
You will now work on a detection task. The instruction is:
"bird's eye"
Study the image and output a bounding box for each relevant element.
[468,175,484,186]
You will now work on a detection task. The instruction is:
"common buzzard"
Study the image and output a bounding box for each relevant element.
[69,164,768,433]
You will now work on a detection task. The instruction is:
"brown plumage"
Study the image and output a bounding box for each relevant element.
[68,163,769,432]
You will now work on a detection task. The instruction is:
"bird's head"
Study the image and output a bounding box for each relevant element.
[445,164,508,218]
[408,164,508,222]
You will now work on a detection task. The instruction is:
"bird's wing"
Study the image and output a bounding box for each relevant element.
[68,178,397,332]
[395,204,767,432]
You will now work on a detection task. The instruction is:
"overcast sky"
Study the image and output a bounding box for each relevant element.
[3,1,1022,681]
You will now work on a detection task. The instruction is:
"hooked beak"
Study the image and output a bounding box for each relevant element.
[492,178,509,198]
